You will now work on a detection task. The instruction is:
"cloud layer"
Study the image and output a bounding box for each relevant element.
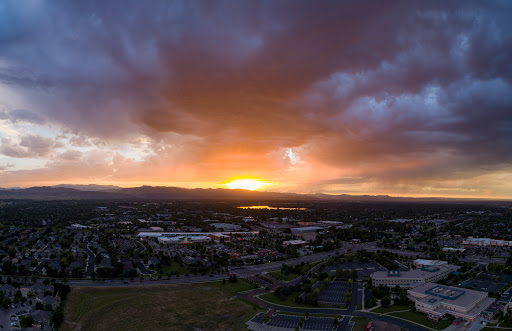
[0,0,511,198]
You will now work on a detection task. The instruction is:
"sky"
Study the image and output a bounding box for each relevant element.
[0,1,511,199]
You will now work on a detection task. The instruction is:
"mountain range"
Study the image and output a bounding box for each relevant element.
[0,184,508,203]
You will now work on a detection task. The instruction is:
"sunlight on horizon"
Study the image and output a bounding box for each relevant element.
[225,178,268,190]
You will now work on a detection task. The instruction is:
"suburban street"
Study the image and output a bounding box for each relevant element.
[84,238,95,277]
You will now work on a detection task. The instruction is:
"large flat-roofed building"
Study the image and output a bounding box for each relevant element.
[290,226,322,234]
[413,259,448,268]
[158,236,211,244]
[408,282,495,322]
[371,265,455,288]
[211,223,242,231]
[463,237,512,247]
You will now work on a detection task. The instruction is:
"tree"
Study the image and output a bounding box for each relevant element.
[19,315,33,328]
[381,296,391,307]
[399,290,408,305]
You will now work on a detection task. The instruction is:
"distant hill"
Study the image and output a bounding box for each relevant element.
[0,186,128,200]
[52,184,122,191]
[0,185,507,202]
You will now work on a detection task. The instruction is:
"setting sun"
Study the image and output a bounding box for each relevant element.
[225,178,267,190]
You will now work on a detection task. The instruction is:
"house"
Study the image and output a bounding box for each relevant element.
[40,295,60,310]
[148,257,160,267]
[100,258,113,269]
[30,284,52,297]
[31,310,52,328]
[0,284,15,296]
[182,256,202,266]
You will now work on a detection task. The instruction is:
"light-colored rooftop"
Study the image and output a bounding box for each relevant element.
[409,282,491,311]
[372,265,454,280]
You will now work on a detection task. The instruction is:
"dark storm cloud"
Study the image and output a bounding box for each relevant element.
[0,0,511,189]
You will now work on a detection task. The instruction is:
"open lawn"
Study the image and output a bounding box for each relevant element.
[390,310,453,330]
[268,260,324,281]
[373,303,414,314]
[352,317,372,331]
[61,280,259,331]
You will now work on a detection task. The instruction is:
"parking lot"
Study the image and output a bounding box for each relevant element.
[0,305,34,330]
[329,261,385,280]
[266,314,300,329]
[251,313,345,330]
[303,316,336,330]
[462,272,512,294]
[318,281,350,304]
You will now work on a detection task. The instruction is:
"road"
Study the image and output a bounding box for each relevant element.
[132,241,155,275]
[83,238,95,277]
[67,273,228,287]
[237,288,428,331]
[235,250,337,277]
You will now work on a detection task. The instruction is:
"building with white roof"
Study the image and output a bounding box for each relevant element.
[211,223,242,231]
[463,237,512,246]
[158,236,211,244]
[290,226,322,234]
[283,240,307,246]
[413,259,448,268]
[371,265,456,289]
[408,282,495,322]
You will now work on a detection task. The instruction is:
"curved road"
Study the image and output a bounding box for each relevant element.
[237,289,428,331]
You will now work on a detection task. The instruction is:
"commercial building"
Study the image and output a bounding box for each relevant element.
[283,240,307,246]
[209,233,231,242]
[408,282,495,322]
[158,236,211,244]
[371,265,456,288]
[462,237,512,247]
[290,226,323,234]
[442,247,466,253]
[138,231,257,238]
[211,223,242,231]
[413,259,448,268]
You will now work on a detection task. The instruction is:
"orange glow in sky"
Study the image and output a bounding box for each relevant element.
[225,178,267,190]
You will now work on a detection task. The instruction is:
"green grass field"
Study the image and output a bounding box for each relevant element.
[62,280,259,331]
[351,317,372,331]
[268,260,324,281]
[390,310,453,330]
